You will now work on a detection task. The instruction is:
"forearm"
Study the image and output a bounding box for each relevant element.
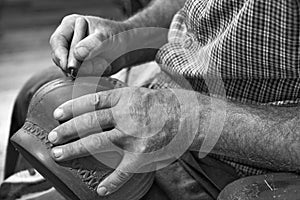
[191,94,300,172]
[117,0,186,68]
[125,0,186,28]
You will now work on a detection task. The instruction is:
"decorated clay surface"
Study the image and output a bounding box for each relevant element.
[11,77,154,200]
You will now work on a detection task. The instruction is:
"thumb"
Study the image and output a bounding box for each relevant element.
[96,154,140,196]
[74,33,105,61]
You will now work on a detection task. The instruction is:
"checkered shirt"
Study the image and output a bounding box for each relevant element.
[152,0,300,177]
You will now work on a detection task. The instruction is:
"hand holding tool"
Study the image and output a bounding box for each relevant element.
[67,17,88,79]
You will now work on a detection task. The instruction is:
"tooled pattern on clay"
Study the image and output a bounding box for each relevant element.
[23,121,53,148]
[22,121,111,191]
[69,159,111,190]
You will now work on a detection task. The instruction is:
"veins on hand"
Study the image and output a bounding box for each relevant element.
[125,88,182,153]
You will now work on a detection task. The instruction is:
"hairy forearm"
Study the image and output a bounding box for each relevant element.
[116,0,186,68]
[190,94,300,172]
[125,0,187,28]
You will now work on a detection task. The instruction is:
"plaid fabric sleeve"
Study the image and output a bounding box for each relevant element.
[153,0,300,176]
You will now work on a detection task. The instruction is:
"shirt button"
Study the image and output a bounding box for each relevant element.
[183,37,193,49]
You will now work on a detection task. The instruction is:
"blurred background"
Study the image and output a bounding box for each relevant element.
[0,0,157,182]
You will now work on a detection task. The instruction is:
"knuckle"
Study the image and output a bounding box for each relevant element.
[137,143,148,153]
[116,170,130,182]
[95,112,104,130]
[49,34,56,45]
[62,14,77,22]
[70,14,80,18]
[82,112,97,129]
[64,140,84,157]
[58,125,71,141]
[92,134,105,149]
[95,109,104,121]
[94,32,105,42]
[56,122,75,142]
[49,35,62,50]
[75,140,86,155]
[107,171,130,189]
[91,93,101,108]
[64,144,74,156]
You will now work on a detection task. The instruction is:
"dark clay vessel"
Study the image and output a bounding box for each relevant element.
[218,173,300,200]
[11,77,154,200]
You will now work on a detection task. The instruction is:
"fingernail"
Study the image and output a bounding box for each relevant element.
[75,47,89,59]
[97,187,108,196]
[48,131,58,143]
[52,148,63,158]
[54,108,64,120]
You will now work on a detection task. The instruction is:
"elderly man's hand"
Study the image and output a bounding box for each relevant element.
[48,87,199,196]
[50,14,131,76]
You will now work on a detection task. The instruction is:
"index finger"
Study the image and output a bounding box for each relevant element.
[53,89,121,121]
[49,16,77,70]
[68,17,88,74]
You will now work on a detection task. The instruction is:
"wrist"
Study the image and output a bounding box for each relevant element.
[188,93,227,155]
[112,24,167,69]
[123,49,158,67]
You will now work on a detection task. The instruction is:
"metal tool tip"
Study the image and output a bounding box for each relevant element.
[70,69,76,80]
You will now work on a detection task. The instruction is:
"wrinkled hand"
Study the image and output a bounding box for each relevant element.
[48,87,199,196]
[49,14,131,76]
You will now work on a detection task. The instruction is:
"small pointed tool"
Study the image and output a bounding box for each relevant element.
[67,17,88,79]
